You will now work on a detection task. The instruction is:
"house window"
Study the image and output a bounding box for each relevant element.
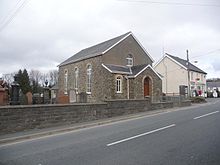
[86,64,92,94]
[74,67,79,90]
[191,72,194,81]
[116,76,122,93]
[64,70,68,95]
[201,74,203,82]
[126,54,133,66]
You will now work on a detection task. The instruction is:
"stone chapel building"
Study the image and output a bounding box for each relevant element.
[58,32,162,103]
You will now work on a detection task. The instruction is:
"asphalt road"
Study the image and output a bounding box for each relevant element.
[0,99,220,165]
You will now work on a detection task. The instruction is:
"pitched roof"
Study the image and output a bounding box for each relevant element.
[166,53,207,74]
[59,32,131,66]
[102,64,132,74]
[130,64,148,76]
[207,81,220,88]
[102,63,162,79]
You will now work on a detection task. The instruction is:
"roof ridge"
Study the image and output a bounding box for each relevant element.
[81,31,131,52]
[166,53,206,74]
[59,32,132,66]
[105,63,129,69]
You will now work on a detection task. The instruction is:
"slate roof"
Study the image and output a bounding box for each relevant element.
[102,63,162,79]
[103,64,150,76]
[130,64,148,76]
[59,32,131,66]
[166,53,207,74]
[104,64,132,74]
[207,81,220,88]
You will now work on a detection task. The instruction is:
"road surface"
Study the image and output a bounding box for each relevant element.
[0,99,220,165]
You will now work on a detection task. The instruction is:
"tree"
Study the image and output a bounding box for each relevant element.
[29,69,42,93]
[49,69,58,86]
[2,73,15,86]
[17,69,31,94]
[41,73,49,87]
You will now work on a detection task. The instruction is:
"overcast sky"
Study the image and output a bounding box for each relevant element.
[0,0,220,78]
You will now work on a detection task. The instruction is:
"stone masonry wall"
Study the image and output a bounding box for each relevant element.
[59,56,105,103]
[0,99,192,135]
[59,55,130,103]
[132,67,162,99]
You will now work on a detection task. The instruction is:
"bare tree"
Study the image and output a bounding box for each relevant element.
[29,70,42,85]
[29,70,43,93]
[41,73,49,87]
[49,69,58,86]
[2,73,15,86]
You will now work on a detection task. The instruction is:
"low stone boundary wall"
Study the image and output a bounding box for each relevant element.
[0,99,191,135]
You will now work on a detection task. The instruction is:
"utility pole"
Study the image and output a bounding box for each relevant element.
[186,50,190,97]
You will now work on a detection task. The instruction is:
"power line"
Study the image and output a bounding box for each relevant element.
[0,0,23,25]
[117,0,220,7]
[191,49,220,59]
[0,0,29,32]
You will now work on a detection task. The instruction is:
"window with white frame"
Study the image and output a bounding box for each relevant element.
[116,76,122,93]
[86,64,92,94]
[74,67,79,90]
[201,74,203,82]
[191,72,194,81]
[126,54,133,66]
[64,70,68,94]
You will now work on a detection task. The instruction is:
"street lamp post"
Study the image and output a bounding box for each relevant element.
[186,50,191,98]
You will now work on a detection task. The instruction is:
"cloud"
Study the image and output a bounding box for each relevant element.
[0,0,220,78]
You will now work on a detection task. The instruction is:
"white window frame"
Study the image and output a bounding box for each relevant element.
[74,67,79,91]
[191,72,194,81]
[126,54,133,67]
[86,64,92,94]
[64,69,68,95]
[201,74,203,82]
[116,76,122,93]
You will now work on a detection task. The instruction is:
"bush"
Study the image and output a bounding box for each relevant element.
[190,96,207,103]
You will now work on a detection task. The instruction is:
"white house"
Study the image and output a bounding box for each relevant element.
[154,53,207,97]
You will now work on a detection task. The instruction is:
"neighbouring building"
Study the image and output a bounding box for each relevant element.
[0,78,9,106]
[58,32,162,103]
[207,81,220,92]
[154,53,207,97]
[206,81,220,97]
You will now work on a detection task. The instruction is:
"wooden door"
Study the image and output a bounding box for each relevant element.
[144,77,150,96]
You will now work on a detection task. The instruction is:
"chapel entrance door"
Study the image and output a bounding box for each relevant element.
[144,77,151,97]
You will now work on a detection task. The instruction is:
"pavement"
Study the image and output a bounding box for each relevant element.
[0,98,217,145]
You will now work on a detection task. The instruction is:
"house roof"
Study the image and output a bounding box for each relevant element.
[102,63,162,79]
[207,81,220,88]
[59,32,154,66]
[166,53,207,74]
[102,64,132,74]
[59,32,131,66]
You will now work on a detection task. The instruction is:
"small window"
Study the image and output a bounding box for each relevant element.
[126,54,133,66]
[116,76,122,93]
[86,64,92,94]
[64,70,68,95]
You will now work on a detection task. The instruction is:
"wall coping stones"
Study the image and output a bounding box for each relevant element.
[0,102,107,110]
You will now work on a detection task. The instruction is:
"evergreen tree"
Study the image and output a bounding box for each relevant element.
[17,69,31,94]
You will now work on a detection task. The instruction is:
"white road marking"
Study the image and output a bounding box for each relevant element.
[107,124,176,147]
[193,111,219,120]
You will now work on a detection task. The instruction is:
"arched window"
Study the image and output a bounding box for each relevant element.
[126,54,133,66]
[116,76,122,93]
[64,70,68,95]
[86,64,92,94]
[74,67,79,90]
